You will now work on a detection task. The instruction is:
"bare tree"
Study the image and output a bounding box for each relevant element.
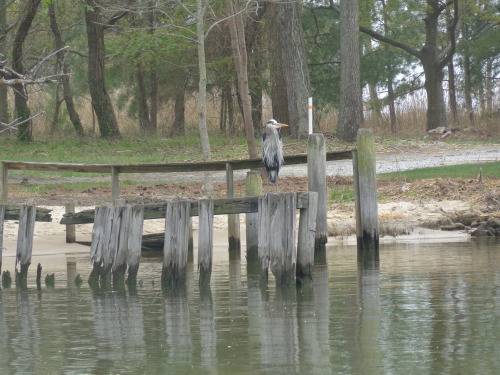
[226,0,258,158]
[48,2,84,136]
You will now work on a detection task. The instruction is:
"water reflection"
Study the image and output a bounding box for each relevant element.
[0,239,499,374]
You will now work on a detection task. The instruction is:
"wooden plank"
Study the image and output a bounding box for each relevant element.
[354,129,379,253]
[308,133,327,247]
[60,192,312,225]
[226,162,240,252]
[1,149,352,174]
[296,192,318,284]
[65,202,76,243]
[198,199,214,285]
[162,201,191,285]
[16,205,36,279]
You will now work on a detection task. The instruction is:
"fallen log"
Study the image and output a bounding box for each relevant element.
[2,205,52,222]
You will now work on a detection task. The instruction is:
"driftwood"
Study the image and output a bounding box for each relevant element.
[3,205,52,222]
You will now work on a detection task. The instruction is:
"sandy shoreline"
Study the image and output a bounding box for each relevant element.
[1,200,473,260]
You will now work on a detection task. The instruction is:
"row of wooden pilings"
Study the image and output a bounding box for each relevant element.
[89,191,319,288]
[0,192,319,288]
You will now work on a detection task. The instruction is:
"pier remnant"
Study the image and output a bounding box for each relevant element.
[198,199,214,285]
[162,201,191,286]
[16,205,36,284]
[354,128,379,254]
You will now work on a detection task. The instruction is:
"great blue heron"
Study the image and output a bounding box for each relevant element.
[262,119,288,193]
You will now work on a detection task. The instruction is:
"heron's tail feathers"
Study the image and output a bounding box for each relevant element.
[268,170,278,183]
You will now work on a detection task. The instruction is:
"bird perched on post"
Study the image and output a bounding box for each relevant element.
[262,119,288,193]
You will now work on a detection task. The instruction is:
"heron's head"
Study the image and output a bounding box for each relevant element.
[266,119,289,130]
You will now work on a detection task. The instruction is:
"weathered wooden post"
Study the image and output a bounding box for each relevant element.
[65,202,76,243]
[162,201,191,286]
[258,193,297,286]
[112,206,129,287]
[0,205,4,274]
[245,171,262,260]
[226,162,240,253]
[127,205,144,285]
[307,133,327,249]
[111,166,121,205]
[89,206,110,286]
[198,199,214,285]
[1,162,8,204]
[16,205,36,284]
[296,191,318,285]
[353,128,379,254]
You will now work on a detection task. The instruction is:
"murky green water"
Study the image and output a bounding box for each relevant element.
[1,238,499,374]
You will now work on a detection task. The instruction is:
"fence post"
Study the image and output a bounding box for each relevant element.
[354,128,379,254]
[0,205,4,274]
[1,162,8,205]
[111,166,120,205]
[307,133,327,248]
[65,202,76,243]
[226,162,240,253]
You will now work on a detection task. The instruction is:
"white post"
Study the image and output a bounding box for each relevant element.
[308,97,313,135]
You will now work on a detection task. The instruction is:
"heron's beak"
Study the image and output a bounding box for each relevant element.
[277,123,289,127]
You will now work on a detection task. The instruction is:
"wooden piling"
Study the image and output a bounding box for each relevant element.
[126,205,144,284]
[296,191,318,285]
[198,199,214,285]
[226,162,240,253]
[0,205,4,274]
[307,134,327,248]
[65,202,76,243]
[162,201,191,286]
[245,171,262,261]
[258,193,297,286]
[112,206,129,287]
[354,128,379,253]
[16,205,36,282]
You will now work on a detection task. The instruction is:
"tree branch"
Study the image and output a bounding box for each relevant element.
[438,0,459,69]
[359,25,422,60]
[0,112,45,134]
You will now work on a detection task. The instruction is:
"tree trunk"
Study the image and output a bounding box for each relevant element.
[13,0,42,142]
[463,54,474,126]
[148,6,158,131]
[387,72,397,135]
[226,0,258,158]
[338,0,363,142]
[172,90,185,136]
[422,59,448,131]
[135,63,154,135]
[84,0,120,138]
[268,2,311,137]
[0,0,8,128]
[48,3,84,135]
[485,57,493,115]
[196,0,213,196]
[447,59,458,126]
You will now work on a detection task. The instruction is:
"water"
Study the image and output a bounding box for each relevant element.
[1,238,499,375]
